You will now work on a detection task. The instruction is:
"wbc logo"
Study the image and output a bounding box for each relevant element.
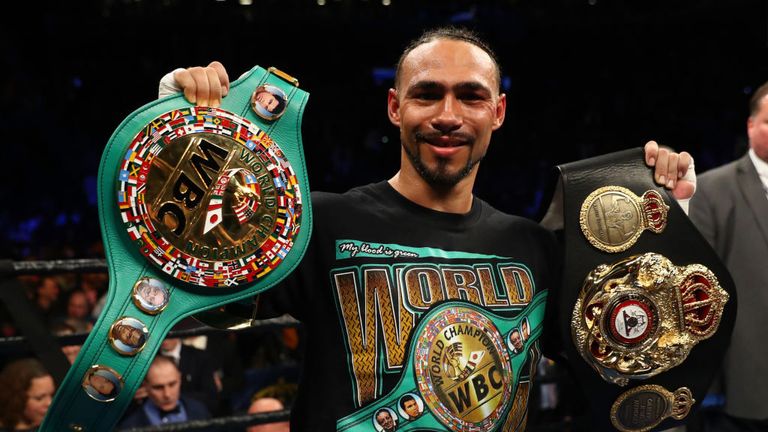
[117,107,302,288]
[414,307,513,431]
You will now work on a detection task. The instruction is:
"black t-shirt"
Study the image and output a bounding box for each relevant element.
[260,181,560,431]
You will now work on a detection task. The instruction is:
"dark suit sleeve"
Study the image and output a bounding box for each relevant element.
[689,177,719,248]
[117,408,151,429]
[182,395,212,421]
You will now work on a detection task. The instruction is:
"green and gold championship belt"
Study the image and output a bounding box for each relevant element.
[551,148,737,432]
[337,291,547,432]
[40,66,311,431]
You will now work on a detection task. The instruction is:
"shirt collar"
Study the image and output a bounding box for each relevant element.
[161,340,183,364]
[143,398,188,425]
[748,148,768,193]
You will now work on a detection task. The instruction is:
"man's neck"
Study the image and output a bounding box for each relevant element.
[388,169,476,214]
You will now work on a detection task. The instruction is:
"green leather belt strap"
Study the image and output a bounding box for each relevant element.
[41,65,311,432]
[337,290,547,432]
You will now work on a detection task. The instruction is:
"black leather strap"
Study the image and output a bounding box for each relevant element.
[552,147,737,431]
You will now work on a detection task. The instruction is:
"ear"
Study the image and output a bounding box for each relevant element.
[492,93,507,131]
[387,88,401,127]
[747,116,755,138]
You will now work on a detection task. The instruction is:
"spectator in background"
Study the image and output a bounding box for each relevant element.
[159,337,220,414]
[247,397,289,432]
[53,290,94,332]
[66,290,90,322]
[119,355,210,429]
[0,358,55,431]
[689,80,768,431]
[33,277,62,319]
[50,321,82,365]
[79,273,107,311]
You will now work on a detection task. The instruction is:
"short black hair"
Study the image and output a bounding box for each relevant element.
[394,26,501,91]
[399,394,416,409]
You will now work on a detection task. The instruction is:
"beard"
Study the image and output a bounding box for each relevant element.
[403,131,482,187]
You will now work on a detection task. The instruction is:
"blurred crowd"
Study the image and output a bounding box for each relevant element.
[0,242,298,431]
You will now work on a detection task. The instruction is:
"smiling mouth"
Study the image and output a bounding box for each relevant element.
[416,131,472,148]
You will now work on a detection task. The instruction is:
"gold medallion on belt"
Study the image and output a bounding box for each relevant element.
[580,186,669,253]
[571,253,729,386]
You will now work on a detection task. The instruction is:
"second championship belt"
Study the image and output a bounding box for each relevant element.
[40,66,311,431]
[550,148,737,432]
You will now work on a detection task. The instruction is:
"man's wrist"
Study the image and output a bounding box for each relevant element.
[158,67,187,99]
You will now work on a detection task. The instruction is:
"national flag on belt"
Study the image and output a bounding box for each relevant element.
[203,203,223,235]
[273,177,285,190]
[149,143,163,155]
[119,170,130,182]
[233,200,254,224]
[162,261,175,273]
[127,225,141,240]
[151,128,163,142]
[148,254,162,266]
[467,351,485,369]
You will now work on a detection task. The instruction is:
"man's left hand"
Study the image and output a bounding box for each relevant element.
[644,141,695,200]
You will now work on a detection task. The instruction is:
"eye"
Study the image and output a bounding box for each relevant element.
[413,91,441,101]
[458,91,488,102]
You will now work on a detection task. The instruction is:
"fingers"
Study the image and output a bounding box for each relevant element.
[644,141,659,166]
[208,61,230,97]
[677,151,692,178]
[654,146,670,187]
[665,152,678,189]
[206,67,221,107]
[173,69,198,104]
[173,62,230,107]
[644,140,696,197]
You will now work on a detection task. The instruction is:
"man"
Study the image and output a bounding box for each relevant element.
[375,408,397,432]
[86,370,116,399]
[689,81,768,431]
[253,88,280,113]
[509,328,524,354]
[119,355,210,428]
[65,290,91,323]
[399,394,421,419]
[158,337,220,414]
[137,279,168,308]
[112,322,145,348]
[161,26,693,431]
[247,397,289,432]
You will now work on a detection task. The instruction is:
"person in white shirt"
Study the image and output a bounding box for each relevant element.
[689,80,768,431]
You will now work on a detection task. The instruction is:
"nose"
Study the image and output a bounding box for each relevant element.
[430,95,462,134]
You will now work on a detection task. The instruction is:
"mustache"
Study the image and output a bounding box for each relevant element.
[413,130,474,144]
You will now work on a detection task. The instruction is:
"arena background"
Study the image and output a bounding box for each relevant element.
[1,0,766,259]
[0,0,766,429]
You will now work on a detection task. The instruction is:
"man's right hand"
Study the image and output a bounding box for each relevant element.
[173,61,230,107]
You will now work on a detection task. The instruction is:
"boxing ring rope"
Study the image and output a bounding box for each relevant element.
[117,409,291,432]
[0,258,298,430]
